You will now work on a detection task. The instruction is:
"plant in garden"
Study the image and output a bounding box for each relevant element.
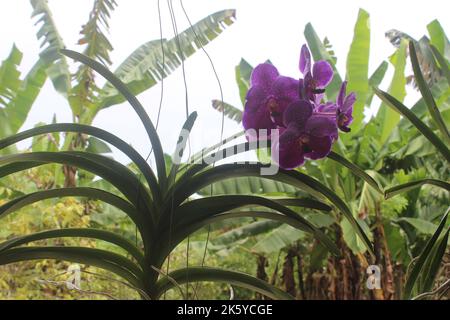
[0,5,448,300]
[28,0,236,187]
[0,48,380,300]
[210,11,449,300]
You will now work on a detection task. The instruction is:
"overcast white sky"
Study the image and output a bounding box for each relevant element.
[1,0,448,165]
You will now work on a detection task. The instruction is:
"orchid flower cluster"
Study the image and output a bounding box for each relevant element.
[242,44,356,170]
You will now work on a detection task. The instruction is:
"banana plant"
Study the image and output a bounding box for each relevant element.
[0,50,379,300]
[0,45,47,145]
[30,0,236,187]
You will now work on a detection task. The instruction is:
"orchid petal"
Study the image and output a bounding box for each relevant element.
[305,135,333,160]
[282,100,313,128]
[250,63,279,91]
[312,61,333,88]
[299,44,311,75]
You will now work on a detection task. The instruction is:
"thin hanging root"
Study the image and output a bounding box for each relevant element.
[151,265,187,299]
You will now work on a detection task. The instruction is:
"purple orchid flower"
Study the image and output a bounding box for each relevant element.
[242,63,299,138]
[316,81,355,133]
[272,100,338,169]
[335,81,355,132]
[298,44,334,103]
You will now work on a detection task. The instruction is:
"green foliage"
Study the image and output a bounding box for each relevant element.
[98,10,236,112]
[30,0,71,97]
[0,51,354,300]
[377,41,407,143]
[346,9,371,133]
[0,46,47,141]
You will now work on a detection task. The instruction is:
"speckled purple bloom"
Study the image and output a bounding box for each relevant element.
[272,100,338,169]
[242,64,299,138]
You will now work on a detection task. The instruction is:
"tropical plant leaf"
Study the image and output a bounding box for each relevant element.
[304,23,342,100]
[211,100,242,123]
[366,60,389,106]
[0,47,47,143]
[430,45,450,85]
[98,9,236,110]
[252,224,304,255]
[71,0,117,117]
[61,49,167,191]
[173,164,374,256]
[167,112,198,191]
[374,88,450,162]
[197,175,298,196]
[427,19,450,59]
[328,151,383,194]
[385,179,450,199]
[0,228,145,268]
[0,45,22,108]
[396,218,439,235]
[418,228,449,294]
[0,123,160,202]
[155,267,293,300]
[235,58,253,105]
[30,0,71,96]
[377,40,407,143]
[212,220,282,249]
[410,41,450,144]
[346,9,371,133]
[0,246,144,289]
[404,208,449,298]
[5,60,48,135]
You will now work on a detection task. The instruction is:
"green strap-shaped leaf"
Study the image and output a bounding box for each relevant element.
[0,246,144,289]
[235,58,253,105]
[328,151,383,194]
[0,123,161,203]
[167,112,197,192]
[385,179,450,199]
[61,49,167,193]
[410,41,450,144]
[169,195,339,255]
[154,267,293,300]
[404,208,449,299]
[0,152,154,222]
[0,187,150,248]
[419,228,450,294]
[172,164,374,256]
[375,88,450,161]
[0,228,145,269]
